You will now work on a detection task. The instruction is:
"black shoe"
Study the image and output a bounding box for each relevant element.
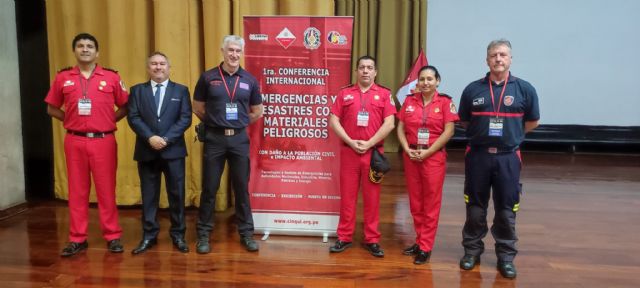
[403,243,420,256]
[414,250,431,265]
[460,254,480,270]
[240,236,259,252]
[108,239,124,253]
[131,239,157,255]
[497,261,517,279]
[61,241,88,257]
[196,237,210,254]
[173,238,189,253]
[329,240,352,253]
[364,243,385,258]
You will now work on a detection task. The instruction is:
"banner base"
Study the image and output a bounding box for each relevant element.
[254,228,336,239]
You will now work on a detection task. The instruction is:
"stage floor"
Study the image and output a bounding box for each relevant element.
[1,150,639,287]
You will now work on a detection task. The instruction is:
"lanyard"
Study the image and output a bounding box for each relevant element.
[218,66,240,103]
[420,91,437,127]
[79,66,96,99]
[488,74,508,117]
[358,89,368,111]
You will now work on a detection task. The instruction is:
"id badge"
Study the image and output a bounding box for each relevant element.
[489,117,504,137]
[357,111,369,127]
[78,99,92,116]
[226,103,238,120]
[417,128,430,145]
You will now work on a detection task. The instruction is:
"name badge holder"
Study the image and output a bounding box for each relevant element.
[226,103,238,120]
[488,117,504,137]
[357,111,369,127]
[417,128,430,145]
[78,98,92,116]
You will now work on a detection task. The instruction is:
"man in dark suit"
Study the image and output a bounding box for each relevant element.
[127,51,192,254]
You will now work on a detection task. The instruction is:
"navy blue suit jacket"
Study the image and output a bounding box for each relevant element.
[127,80,192,161]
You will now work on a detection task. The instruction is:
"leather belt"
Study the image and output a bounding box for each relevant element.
[469,145,517,154]
[67,130,113,138]
[208,127,244,136]
[409,144,429,150]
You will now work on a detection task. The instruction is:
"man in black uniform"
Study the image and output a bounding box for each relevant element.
[127,52,192,254]
[193,35,264,254]
[457,39,540,279]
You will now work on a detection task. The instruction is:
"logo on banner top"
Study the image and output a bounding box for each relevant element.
[249,34,268,41]
[276,28,296,49]
[303,27,321,50]
[327,31,347,45]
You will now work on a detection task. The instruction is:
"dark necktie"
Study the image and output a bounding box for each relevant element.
[154,83,162,114]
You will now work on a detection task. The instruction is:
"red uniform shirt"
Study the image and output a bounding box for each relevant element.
[45,65,128,132]
[331,84,396,142]
[398,92,459,146]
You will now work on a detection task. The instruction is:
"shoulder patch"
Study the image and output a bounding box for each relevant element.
[438,93,452,99]
[103,67,119,73]
[57,66,72,73]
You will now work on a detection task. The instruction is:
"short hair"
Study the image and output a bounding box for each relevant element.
[487,38,512,52]
[417,65,441,81]
[147,51,170,66]
[72,33,99,51]
[221,35,245,50]
[356,55,377,69]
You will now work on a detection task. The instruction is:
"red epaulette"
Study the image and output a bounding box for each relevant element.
[57,66,72,73]
[376,84,392,91]
[439,93,452,99]
[102,67,119,73]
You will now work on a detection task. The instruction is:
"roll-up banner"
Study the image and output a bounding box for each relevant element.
[244,16,354,237]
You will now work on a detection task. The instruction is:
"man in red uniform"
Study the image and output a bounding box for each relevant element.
[329,56,396,257]
[45,33,128,257]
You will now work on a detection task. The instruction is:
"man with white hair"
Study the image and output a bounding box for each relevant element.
[193,35,264,254]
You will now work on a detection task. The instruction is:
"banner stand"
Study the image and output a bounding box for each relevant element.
[244,16,354,238]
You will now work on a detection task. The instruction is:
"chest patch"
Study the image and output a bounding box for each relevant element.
[504,95,514,106]
[472,97,484,106]
[239,82,250,90]
[405,105,415,113]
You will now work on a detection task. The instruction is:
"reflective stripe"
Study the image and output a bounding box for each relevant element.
[513,203,520,212]
[464,194,469,203]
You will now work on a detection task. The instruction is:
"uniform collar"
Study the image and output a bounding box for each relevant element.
[70,64,104,76]
[483,72,514,85]
[219,63,244,77]
[354,83,380,92]
[409,91,442,105]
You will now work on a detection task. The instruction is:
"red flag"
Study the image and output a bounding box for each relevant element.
[396,49,428,105]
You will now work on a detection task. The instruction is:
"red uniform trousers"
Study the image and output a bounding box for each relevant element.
[336,146,381,244]
[64,133,122,242]
[402,149,447,252]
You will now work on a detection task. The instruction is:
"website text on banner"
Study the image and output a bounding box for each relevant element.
[244,16,354,236]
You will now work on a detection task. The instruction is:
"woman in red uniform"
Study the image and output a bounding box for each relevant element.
[397,65,459,264]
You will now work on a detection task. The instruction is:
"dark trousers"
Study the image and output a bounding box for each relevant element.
[197,129,254,238]
[462,147,522,262]
[137,157,186,241]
